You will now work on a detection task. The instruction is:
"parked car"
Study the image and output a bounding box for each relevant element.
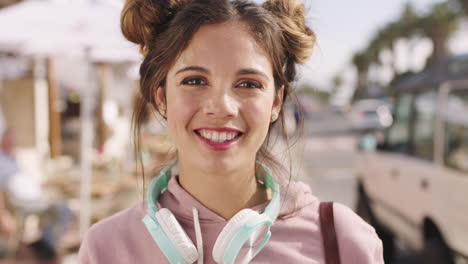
[356,54,468,264]
[349,99,393,132]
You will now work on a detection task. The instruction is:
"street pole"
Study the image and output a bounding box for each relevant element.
[33,57,49,181]
[46,57,62,158]
[79,47,96,239]
[96,62,108,150]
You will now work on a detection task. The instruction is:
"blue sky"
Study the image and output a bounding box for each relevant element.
[299,0,467,90]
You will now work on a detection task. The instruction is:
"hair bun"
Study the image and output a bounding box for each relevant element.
[263,0,315,64]
[121,0,179,55]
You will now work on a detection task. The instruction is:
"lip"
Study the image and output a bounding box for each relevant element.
[193,128,244,151]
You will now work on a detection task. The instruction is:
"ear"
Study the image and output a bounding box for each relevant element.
[272,85,284,115]
[154,87,166,116]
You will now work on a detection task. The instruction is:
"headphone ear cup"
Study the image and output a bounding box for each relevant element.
[212,209,258,263]
[155,208,198,264]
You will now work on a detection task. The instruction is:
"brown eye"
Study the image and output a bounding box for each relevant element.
[182,77,207,86]
[238,80,263,89]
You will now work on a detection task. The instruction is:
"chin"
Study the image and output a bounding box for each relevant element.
[198,155,245,174]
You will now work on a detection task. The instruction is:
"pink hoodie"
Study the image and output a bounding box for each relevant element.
[79,176,383,263]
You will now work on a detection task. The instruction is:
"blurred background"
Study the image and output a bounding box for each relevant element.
[0,0,467,263]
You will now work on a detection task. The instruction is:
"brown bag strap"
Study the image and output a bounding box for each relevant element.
[320,202,341,264]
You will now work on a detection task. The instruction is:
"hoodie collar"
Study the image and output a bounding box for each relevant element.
[157,175,229,223]
[155,174,317,224]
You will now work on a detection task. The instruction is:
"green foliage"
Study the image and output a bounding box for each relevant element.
[351,0,464,100]
[462,0,468,13]
[352,52,372,73]
[418,2,460,66]
[332,74,343,89]
[451,0,468,15]
[296,84,331,102]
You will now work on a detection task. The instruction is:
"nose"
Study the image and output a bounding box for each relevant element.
[203,89,238,119]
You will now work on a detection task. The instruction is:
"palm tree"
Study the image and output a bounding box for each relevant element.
[462,0,468,13]
[399,2,420,37]
[373,3,421,77]
[331,73,343,97]
[350,1,462,99]
[398,3,424,72]
[453,0,468,15]
[361,3,418,86]
[332,74,343,90]
[419,2,460,67]
[352,51,372,100]
[372,22,401,74]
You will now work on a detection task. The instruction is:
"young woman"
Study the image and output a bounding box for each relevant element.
[79,0,384,263]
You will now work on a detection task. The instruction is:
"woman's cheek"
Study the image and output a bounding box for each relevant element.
[167,93,198,138]
[249,99,273,124]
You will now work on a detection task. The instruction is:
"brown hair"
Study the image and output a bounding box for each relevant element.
[121,0,315,186]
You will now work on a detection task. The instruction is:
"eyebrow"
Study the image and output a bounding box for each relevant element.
[237,68,269,80]
[175,65,270,80]
[175,66,209,75]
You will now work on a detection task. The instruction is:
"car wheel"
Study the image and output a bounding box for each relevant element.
[419,233,454,264]
[356,188,395,263]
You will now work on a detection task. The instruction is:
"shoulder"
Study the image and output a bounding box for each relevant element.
[277,180,319,218]
[332,203,384,264]
[89,200,145,236]
[78,201,147,263]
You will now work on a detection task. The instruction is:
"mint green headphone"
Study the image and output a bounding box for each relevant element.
[142,162,280,264]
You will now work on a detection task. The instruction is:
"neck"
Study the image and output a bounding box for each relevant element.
[177,160,268,220]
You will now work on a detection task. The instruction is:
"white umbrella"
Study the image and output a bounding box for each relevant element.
[0,0,141,238]
[0,0,139,62]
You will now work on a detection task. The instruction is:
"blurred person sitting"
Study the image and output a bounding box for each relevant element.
[0,128,53,262]
[0,127,75,263]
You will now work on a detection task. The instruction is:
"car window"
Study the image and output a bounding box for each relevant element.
[386,94,412,153]
[412,91,437,161]
[444,89,468,173]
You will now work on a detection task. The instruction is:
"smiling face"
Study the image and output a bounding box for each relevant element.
[156,20,283,173]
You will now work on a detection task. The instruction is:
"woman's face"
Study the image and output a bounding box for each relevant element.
[158,20,283,173]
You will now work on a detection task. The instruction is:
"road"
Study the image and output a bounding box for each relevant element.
[290,135,358,209]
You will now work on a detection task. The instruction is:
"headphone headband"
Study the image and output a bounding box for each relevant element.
[146,162,176,218]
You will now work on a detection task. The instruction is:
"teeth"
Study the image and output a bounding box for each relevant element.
[198,130,239,143]
[219,133,226,142]
[213,132,219,142]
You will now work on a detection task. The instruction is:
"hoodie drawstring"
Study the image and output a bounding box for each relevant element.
[192,207,203,264]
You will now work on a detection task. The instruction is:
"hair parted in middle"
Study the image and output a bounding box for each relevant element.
[121,0,316,180]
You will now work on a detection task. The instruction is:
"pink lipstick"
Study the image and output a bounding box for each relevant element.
[194,128,243,151]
